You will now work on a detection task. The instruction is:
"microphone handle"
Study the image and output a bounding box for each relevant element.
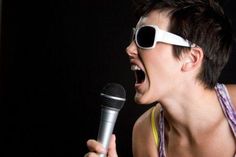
[97,107,119,157]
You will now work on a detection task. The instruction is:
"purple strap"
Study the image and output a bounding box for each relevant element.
[158,109,166,157]
[215,83,236,137]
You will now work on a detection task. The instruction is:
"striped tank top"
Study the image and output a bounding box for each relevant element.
[151,83,236,157]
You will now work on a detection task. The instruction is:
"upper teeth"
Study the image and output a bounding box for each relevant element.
[131,65,141,71]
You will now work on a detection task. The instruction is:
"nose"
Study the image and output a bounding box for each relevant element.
[126,41,138,58]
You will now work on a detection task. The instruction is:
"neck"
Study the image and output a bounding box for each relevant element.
[159,83,224,141]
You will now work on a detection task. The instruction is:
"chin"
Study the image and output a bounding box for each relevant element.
[134,93,156,105]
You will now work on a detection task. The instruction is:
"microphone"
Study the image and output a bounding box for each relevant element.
[97,83,126,157]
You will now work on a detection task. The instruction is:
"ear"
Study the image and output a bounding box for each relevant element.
[181,46,204,72]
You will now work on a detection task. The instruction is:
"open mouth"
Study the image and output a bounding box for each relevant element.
[131,65,146,84]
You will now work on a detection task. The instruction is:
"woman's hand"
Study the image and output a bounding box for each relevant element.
[84,134,118,157]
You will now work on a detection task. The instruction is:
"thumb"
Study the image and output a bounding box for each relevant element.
[107,134,118,157]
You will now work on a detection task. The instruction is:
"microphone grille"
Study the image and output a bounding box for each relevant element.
[100,83,126,110]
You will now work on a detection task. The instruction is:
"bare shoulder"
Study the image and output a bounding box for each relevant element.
[225,84,236,106]
[132,105,161,157]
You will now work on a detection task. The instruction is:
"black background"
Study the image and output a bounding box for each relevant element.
[0,0,236,157]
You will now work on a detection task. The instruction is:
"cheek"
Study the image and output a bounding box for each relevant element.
[150,53,178,71]
[148,54,181,86]
[141,45,181,83]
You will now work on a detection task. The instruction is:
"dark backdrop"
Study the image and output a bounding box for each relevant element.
[0,0,235,157]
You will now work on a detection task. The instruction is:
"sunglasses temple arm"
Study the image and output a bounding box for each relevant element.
[157,30,191,47]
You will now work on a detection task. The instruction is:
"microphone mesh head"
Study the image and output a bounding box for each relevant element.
[100,83,126,110]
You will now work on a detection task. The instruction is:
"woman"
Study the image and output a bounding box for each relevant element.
[85,0,236,156]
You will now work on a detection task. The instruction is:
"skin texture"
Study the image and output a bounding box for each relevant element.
[84,9,236,157]
[132,85,236,157]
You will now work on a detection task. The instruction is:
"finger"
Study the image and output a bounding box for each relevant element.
[86,139,107,154]
[84,152,99,157]
[107,134,118,157]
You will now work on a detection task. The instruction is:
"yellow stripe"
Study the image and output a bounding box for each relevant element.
[151,106,159,145]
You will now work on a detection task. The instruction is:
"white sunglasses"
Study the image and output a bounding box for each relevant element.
[133,25,192,49]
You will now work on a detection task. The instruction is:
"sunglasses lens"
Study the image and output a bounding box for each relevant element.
[136,26,155,48]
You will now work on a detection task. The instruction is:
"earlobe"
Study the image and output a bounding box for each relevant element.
[181,46,203,72]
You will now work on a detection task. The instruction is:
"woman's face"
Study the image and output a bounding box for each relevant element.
[126,10,183,105]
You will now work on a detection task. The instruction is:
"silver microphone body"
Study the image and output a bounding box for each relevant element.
[97,107,119,157]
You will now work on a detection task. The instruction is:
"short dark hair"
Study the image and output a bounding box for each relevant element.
[133,0,233,88]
